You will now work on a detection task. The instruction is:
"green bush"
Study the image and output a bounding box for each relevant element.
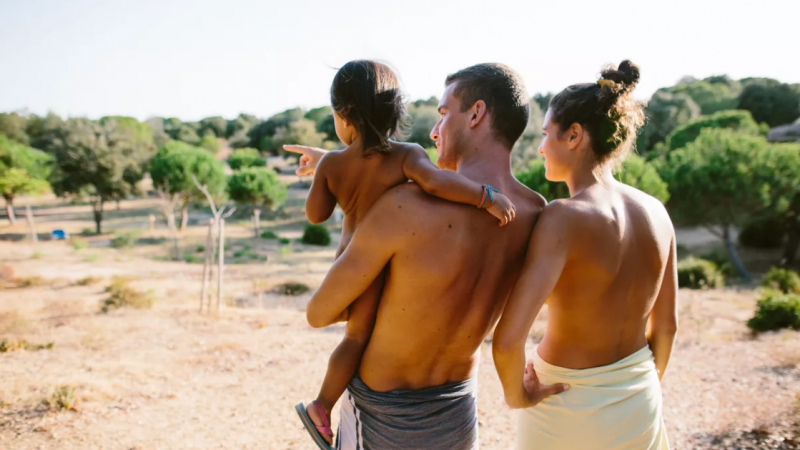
[677,257,724,289]
[277,282,310,296]
[739,217,786,249]
[747,291,800,332]
[111,230,140,249]
[302,224,331,246]
[71,238,88,250]
[278,237,291,245]
[228,148,266,170]
[761,267,800,294]
[700,248,736,278]
[100,277,153,312]
[260,230,279,239]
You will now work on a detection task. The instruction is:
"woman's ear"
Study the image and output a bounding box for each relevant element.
[567,123,584,150]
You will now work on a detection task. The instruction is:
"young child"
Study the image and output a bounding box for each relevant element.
[290,60,515,449]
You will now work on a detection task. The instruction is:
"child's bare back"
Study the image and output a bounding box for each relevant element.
[310,141,429,249]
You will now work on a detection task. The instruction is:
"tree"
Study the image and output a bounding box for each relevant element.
[637,90,701,152]
[511,99,544,171]
[25,112,64,153]
[0,112,30,145]
[226,113,259,139]
[149,141,226,232]
[668,78,741,115]
[658,129,792,280]
[614,155,670,203]
[198,134,221,154]
[0,136,51,224]
[227,167,287,238]
[48,118,143,234]
[515,159,569,202]
[665,110,762,151]
[305,106,338,142]
[248,108,305,151]
[516,155,669,204]
[533,93,552,113]
[228,148,266,170]
[270,119,326,156]
[738,79,800,127]
[199,116,227,138]
[406,103,439,148]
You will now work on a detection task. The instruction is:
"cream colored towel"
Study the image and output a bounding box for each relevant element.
[518,346,669,450]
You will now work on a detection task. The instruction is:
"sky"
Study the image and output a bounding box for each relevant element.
[1,0,798,122]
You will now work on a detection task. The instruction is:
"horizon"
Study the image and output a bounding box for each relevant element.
[1,0,798,122]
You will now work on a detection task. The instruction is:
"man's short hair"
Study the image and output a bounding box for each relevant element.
[445,64,529,148]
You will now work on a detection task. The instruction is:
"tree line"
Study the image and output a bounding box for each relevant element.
[1,74,799,278]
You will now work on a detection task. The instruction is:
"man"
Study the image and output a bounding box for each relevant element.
[292,63,567,449]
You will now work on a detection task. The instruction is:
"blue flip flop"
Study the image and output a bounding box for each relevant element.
[295,401,334,450]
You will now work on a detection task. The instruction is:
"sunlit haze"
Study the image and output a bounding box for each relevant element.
[2,0,797,120]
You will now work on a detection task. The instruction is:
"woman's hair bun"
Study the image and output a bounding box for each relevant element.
[600,60,640,92]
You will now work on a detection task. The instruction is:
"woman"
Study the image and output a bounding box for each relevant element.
[492,60,677,450]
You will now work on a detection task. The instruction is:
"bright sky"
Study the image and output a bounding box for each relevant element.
[1,0,797,122]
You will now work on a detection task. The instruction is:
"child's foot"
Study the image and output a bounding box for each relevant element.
[307,399,334,445]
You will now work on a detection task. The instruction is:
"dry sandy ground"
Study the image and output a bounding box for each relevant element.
[1,195,800,449]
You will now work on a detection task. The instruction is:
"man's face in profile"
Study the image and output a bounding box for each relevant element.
[431,82,470,171]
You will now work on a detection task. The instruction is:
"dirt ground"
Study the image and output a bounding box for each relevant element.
[2,191,800,449]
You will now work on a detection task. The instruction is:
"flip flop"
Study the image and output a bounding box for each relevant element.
[295,401,334,450]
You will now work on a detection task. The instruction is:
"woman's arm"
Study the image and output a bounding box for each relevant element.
[305,153,338,224]
[492,202,572,408]
[647,232,679,380]
[402,146,516,226]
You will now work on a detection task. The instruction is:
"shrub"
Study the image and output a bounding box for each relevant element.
[75,276,101,286]
[279,237,291,245]
[747,291,800,332]
[100,277,153,312]
[277,282,310,296]
[196,245,205,253]
[761,267,800,294]
[739,217,786,249]
[48,385,76,411]
[183,254,203,264]
[17,276,47,288]
[260,230,279,239]
[677,257,724,289]
[111,230,141,249]
[302,224,331,246]
[700,248,735,277]
[71,238,88,250]
[0,339,53,353]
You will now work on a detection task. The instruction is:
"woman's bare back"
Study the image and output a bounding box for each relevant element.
[537,181,674,369]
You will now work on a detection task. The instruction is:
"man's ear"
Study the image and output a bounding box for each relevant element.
[469,100,488,129]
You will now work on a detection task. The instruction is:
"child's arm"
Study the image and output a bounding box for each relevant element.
[402,146,516,226]
[305,153,338,224]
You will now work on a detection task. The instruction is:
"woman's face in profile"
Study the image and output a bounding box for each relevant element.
[539,110,572,182]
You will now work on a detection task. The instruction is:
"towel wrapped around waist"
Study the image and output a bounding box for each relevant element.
[336,374,478,450]
[518,345,670,450]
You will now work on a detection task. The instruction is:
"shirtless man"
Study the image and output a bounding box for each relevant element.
[493,61,677,449]
[302,63,567,449]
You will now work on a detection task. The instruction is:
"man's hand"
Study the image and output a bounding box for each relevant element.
[522,360,569,407]
[283,145,329,176]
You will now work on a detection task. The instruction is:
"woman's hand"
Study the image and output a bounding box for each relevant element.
[283,145,329,176]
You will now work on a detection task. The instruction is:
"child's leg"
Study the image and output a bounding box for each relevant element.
[306,268,386,441]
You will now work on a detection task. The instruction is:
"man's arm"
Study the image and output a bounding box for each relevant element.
[306,195,402,328]
[647,228,679,380]
[305,153,338,224]
[492,202,572,409]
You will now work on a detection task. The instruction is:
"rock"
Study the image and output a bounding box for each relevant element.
[768,122,800,143]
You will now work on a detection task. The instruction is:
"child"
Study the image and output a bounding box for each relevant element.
[290,60,515,449]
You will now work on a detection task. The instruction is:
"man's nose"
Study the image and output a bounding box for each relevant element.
[430,121,440,142]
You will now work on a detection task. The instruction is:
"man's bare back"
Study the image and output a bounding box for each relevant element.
[307,175,545,391]
[536,181,674,369]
